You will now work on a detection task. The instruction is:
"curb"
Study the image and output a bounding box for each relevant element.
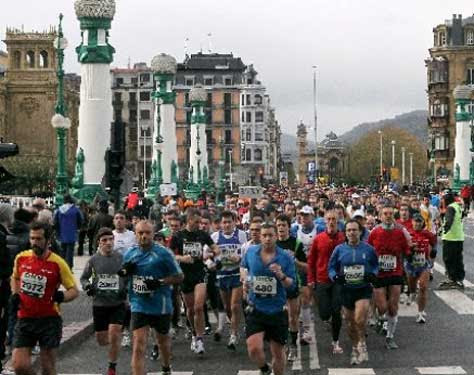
[3,319,93,371]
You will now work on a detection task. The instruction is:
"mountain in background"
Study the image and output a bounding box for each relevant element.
[281,109,429,155]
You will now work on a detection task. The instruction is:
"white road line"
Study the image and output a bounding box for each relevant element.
[291,337,302,370]
[434,262,474,288]
[465,234,474,239]
[328,369,375,375]
[434,290,474,314]
[237,371,260,375]
[148,373,193,375]
[309,318,320,370]
[415,366,467,374]
[398,300,419,316]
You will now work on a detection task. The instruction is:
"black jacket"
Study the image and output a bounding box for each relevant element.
[0,224,11,280]
[7,220,30,262]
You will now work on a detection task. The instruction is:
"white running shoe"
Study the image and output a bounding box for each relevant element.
[350,347,360,365]
[287,345,297,362]
[190,336,197,353]
[31,345,40,355]
[169,327,177,339]
[357,342,369,362]
[195,338,205,355]
[227,334,238,350]
[121,331,131,347]
[332,341,343,354]
[300,330,312,345]
[416,312,426,324]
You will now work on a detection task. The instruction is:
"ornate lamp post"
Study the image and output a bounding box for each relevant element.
[217,137,225,203]
[51,13,71,206]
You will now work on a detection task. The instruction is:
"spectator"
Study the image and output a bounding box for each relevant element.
[77,200,90,256]
[53,194,83,268]
[87,200,113,253]
[7,208,33,261]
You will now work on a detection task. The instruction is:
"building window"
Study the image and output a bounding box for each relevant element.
[439,31,446,46]
[246,148,252,161]
[255,132,264,141]
[241,111,245,122]
[254,94,262,105]
[434,33,438,47]
[205,110,212,125]
[207,93,212,107]
[434,135,448,150]
[246,112,252,123]
[114,110,122,121]
[139,91,150,101]
[206,130,212,145]
[131,77,138,85]
[224,77,233,86]
[39,51,48,68]
[26,51,35,68]
[255,111,264,123]
[225,129,232,144]
[185,76,195,86]
[114,92,122,102]
[467,67,474,84]
[186,130,191,145]
[204,76,214,86]
[224,93,232,107]
[224,110,232,125]
[246,94,252,105]
[140,110,150,120]
[116,77,124,86]
[140,74,150,83]
[129,110,137,122]
[185,93,190,106]
[467,30,474,45]
[241,94,245,105]
[254,148,262,161]
[13,51,21,69]
[140,126,151,137]
[246,128,251,141]
[129,92,137,103]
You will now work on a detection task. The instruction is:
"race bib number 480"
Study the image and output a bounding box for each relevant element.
[21,272,47,298]
[344,265,365,284]
[97,274,119,291]
[183,243,203,258]
[253,276,277,296]
[379,255,397,271]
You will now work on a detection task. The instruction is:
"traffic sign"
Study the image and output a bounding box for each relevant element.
[160,183,177,196]
[239,186,264,199]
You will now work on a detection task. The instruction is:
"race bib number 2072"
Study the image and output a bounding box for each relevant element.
[21,272,47,298]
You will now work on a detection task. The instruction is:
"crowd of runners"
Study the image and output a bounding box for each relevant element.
[0,183,470,375]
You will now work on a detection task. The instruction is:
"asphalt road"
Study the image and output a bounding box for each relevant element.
[53,216,474,375]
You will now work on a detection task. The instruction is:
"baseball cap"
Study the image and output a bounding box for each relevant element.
[299,205,314,215]
[351,193,361,199]
[352,209,365,219]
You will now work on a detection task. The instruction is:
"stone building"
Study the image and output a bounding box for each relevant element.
[0,28,79,168]
[426,13,474,180]
[296,121,347,184]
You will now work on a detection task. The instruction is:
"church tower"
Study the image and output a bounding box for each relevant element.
[296,120,307,183]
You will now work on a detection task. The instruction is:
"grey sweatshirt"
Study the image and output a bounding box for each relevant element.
[80,250,127,306]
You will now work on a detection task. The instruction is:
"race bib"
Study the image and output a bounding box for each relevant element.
[344,265,365,284]
[97,274,119,291]
[220,244,240,264]
[21,272,47,298]
[412,252,426,267]
[379,255,397,271]
[132,276,151,295]
[253,276,277,296]
[183,242,203,258]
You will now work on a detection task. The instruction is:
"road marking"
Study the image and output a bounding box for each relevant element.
[291,336,302,370]
[415,366,467,374]
[465,234,474,239]
[434,262,474,288]
[309,318,320,369]
[434,290,474,314]
[328,369,375,375]
[148,372,193,375]
[237,371,260,375]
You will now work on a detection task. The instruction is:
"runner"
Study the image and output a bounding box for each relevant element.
[113,211,137,255]
[275,214,305,362]
[368,205,410,349]
[80,227,127,375]
[406,214,437,322]
[120,220,184,375]
[10,221,79,375]
[211,211,247,350]
[240,222,296,375]
[328,219,378,365]
[170,208,220,356]
[307,210,346,354]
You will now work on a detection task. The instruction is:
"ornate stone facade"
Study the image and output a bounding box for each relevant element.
[0,28,79,167]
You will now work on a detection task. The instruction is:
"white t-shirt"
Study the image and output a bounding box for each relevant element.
[113,230,137,255]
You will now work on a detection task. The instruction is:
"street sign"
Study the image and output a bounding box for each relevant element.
[160,183,177,196]
[239,186,264,199]
[391,167,400,181]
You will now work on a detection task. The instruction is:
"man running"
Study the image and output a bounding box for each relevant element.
[307,210,346,354]
[241,222,296,375]
[328,219,378,365]
[170,209,219,355]
[275,214,305,362]
[211,211,247,350]
[10,222,79,375]
[368,205,410,349]
[121,220,183,375]
[80,227,127,375]
[113,211,137,255]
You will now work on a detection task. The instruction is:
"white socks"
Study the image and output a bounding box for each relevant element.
[301,306,311,330]
[386,315,398,339]
[217,312,226,332]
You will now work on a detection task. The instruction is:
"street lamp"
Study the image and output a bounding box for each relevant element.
[312,66,319,182]
[228,148,233,192]
[401,147,406,185]
[52,13,71,206]
[409,152,414,185]
[217,136,225,203]
[391,140,396,168]
[378,130,383,177]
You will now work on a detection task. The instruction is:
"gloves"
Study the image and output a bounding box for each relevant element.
[117,261,137,277]
[9,293,20,316]
[143,278,163,291]
[364,273,378,284]
[84,284,96,297]
[430,249,437,259]
[53,290,65,304]
[334,274,346,285]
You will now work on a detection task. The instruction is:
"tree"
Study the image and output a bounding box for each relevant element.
[0,156,56,195]
[346,127,427,184]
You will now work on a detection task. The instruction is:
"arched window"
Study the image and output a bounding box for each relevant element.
[39,51,48,68]
[254,94,263,105]
[13,51,21,69]
[254,148,262,161]
[26,51,35,68]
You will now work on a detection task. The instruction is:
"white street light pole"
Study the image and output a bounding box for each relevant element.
[228,149,233,191]
[402,147,406,185]
[409,152,413,185]
[378,130,383,176]
[312,66,318,182]
[391,140,396,168]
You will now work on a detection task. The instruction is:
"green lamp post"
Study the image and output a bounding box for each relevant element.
[217,137,226,204]
[51,13,71,207]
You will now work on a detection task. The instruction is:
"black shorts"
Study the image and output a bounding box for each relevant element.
[341,286,373,310]
[181,271,206,294]
[13,316,62,349]
[372,276,404,289]
[287,287,300,300]
[245,309,288,346]
[93,304,126,332]
[131,312,171,335]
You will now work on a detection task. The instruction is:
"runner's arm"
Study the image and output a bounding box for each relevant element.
[79,258,94,290]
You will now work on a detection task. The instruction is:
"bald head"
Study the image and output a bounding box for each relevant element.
[135,220,154,250]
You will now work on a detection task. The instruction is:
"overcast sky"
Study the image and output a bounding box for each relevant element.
[2,0,474,138]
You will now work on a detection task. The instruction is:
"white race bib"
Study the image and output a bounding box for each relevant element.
[97,274,119,291]
[132,276,151,295]
[253,276,277,296]
[183,242,203,258]
[379,255,397,271]
[412,252,426,267]
[21,272,47,298]
[220,244,240,264]
[344,265,365,284]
